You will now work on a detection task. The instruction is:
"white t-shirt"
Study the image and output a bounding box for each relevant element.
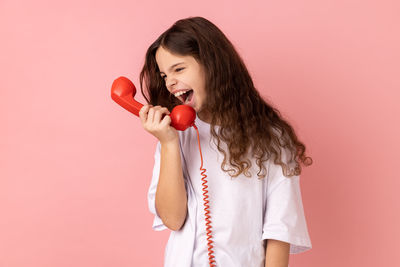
[147,114,312,267]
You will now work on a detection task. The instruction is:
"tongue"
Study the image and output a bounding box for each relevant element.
[184,90,193,104]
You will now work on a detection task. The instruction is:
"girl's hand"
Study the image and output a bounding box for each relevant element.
[139,104,178,144]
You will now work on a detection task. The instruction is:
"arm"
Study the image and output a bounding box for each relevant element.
[264,239,290,267]
[155,139,188,231]
[139,105,188,231]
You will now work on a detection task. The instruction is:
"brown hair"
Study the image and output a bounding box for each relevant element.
[139,16,313,179]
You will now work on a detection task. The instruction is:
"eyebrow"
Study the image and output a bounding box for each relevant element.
[159,62,185,75]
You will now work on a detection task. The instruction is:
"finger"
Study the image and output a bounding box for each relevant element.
[147,107,156,124]
[139,104,152,113]
[149,105,165,124]
[139,105,150,124]
[159,114,172,128]
[154,107,170,123]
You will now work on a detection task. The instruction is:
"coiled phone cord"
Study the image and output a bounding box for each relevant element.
[192,124,217,267]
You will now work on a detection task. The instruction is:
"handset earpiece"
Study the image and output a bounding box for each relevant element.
[111,76,143,116]
[111,76,196,131]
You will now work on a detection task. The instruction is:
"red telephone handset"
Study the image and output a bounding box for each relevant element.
[111,76,196,131]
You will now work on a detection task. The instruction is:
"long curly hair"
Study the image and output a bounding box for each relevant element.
[139,16,313,179]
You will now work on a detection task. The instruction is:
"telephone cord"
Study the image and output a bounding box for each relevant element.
[193,124,217,267]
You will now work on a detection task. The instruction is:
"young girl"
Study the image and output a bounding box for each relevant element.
[138,16,313,267]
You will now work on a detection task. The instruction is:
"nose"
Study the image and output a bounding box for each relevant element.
[166,76,177,91]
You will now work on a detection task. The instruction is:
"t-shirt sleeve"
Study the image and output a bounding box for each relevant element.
[262,157,312,254]
[147,141,168,231]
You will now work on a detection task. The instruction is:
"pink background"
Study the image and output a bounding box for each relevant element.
[1,0,399,266]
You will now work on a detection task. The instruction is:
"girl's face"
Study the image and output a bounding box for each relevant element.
[155,46,207,115]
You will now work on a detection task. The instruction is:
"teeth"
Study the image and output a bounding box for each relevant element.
[174,90,190,97]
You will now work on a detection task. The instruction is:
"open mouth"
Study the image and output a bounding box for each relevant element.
[179,89,194,104]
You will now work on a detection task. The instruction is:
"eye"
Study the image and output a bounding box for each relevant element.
[160,67,184,80]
